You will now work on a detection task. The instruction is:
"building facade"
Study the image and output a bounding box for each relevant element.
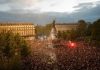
[0,22,36,40]
[55,23,78,32]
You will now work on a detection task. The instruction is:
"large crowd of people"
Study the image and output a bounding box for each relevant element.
[22,40,100,70]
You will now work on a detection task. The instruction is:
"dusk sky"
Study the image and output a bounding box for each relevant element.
[0,0,100,25]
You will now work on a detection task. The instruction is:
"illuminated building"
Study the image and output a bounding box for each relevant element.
[0,22,36,40]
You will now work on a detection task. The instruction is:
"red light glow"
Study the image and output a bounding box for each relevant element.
[66,42,76,48]
[70,43,75,47]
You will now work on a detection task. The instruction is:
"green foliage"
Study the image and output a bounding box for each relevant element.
[44,23,52,36]
[36,24,52,36]
[57,31,62,39]
[20,40,30,57]
[77,20,87,37]
[11,55,22,70]
[57,19,100,45]
[57,30,77,40]
[0,31,15,58]
[0,30,30,70]
[57,20,88,41]
[36,25,45,36]
[92,19,100,41]
[86,23,92,36]
[57,31,67,40]
[0,31,30,58]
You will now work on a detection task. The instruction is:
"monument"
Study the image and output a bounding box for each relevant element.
[49,20,57,40]
[47,20,57,48]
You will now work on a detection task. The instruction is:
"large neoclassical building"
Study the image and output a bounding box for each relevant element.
[55,23,78,32]
[0,22,36,40]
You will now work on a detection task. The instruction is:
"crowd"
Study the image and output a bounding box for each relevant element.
[55,42,100,70]
[21,40,100,70]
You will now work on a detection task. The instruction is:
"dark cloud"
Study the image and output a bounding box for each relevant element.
[0,0,30,11]
[74,2,93,8]
[0,0,100,25]
[72,3,100,20]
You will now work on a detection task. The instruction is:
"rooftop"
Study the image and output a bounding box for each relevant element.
[0,22,34,25]
[55,23,78,25]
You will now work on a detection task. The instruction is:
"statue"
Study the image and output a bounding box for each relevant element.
[50,20,57,40]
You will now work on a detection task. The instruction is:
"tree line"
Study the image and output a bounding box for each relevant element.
[36,19,100,47]
[0,30,30,70]
[57,19,100,47]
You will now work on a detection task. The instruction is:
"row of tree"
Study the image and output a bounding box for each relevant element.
[36,23,52,37]
[0,30,30,70]
[35,19,100,46]
[57,19,100,47]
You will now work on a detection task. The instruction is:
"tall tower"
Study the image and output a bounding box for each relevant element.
[50,20,57,40]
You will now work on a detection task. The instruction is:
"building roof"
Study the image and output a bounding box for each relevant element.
[55,23,78,25]
[0,22,34,25]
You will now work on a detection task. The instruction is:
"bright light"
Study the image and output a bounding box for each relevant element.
[69,42,76,48]
[70,43,75,47]
[66,41,76,48]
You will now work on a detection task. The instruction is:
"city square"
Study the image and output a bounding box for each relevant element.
[0,0,100,70]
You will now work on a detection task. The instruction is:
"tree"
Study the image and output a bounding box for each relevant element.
[36,25,44,36]
[86,23,92,36]
[0,30,30,70]
[92,19,100,41]
[0,31,15,58]
[57,31,62,39]
[77,20,87,38]
[44,23,52,36]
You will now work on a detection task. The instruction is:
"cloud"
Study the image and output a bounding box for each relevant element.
[0,3,100,25]
[0,0,99,13]
[0,0,82,13]
[0,0,100,25]
[0,0,39,12]
[74,2,94,9]
[74,1,100,11]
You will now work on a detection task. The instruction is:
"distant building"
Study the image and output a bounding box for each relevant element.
[55,23,78,32]
[0,22,36,40]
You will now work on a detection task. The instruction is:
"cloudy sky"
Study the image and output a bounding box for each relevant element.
[0,0,100,25]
